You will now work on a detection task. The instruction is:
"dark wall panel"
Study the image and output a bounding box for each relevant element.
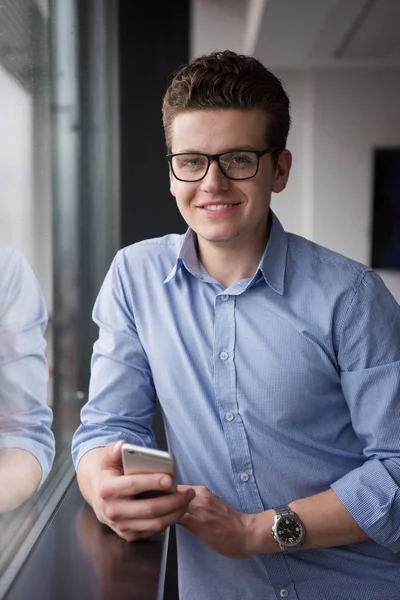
[119,1,189,247]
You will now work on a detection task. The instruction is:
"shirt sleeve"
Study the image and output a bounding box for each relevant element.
[331,270,400,552]
[71,250,158,468]
[0,248,55,488]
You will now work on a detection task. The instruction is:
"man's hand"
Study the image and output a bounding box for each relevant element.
[178,485,262,559]
[81,441,195,542]
[178,485,371,557]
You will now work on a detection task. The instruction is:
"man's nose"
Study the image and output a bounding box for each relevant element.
[199,159,230,192]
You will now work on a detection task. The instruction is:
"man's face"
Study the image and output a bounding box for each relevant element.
[169,108,291,253]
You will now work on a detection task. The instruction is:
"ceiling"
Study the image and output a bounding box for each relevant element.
[191,0,400,68]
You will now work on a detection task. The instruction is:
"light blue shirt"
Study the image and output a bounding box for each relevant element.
[0,244,55,487]
[72,212,400,600]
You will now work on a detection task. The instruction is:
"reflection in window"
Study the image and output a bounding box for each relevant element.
[0,0,53,389]
[0,0,58,590]
[0,0,119,594]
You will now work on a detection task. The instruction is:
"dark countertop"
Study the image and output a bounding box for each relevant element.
[4,479,168,600]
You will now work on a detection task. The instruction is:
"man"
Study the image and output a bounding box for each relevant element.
[0,244,55,512]
[72,51,400,599]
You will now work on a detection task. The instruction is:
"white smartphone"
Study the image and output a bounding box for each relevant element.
[121,443,177,498]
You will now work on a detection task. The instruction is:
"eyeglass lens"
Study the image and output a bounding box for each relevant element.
[171,151,259,181]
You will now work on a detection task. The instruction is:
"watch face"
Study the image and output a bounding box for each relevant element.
[276,517,304,545]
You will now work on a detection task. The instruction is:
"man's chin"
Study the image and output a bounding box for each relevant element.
[197,232,240,246]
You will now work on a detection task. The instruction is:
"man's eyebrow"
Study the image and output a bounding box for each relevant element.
[174,145,260,154]
[221,145,259,152]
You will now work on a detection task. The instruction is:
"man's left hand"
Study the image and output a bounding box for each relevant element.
[177,485,262,559]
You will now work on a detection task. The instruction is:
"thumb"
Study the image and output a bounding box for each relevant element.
[178,512,198,532]
[102,440,125,468]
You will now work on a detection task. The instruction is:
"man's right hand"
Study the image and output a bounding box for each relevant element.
[77,440,195,542]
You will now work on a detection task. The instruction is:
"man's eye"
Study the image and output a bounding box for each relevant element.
[178,156,206,169]
[221,153,254,168]
[232,155,248,164]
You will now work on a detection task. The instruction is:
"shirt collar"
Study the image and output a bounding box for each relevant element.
[164,210,288,295]
[164,229,204,283]
[257,210,288,295]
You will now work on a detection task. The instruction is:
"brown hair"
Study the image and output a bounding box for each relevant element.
[162,50,291,155]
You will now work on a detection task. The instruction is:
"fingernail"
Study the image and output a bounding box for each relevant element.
[160,476,172,488]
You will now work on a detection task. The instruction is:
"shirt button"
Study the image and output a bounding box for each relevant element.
[280,590,289,598]
[219,351,229,361]
[225,412,234,421]
[220,295,229,302]
[240,473,249,482]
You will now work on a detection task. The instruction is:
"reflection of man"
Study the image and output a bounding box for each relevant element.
[0,243,55,512]
[73,51,400,599]
[77,504,162,600]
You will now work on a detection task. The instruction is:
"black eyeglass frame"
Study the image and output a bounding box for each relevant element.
[166,146,283,182]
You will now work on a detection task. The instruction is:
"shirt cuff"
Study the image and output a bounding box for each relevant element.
[72,431,157,470]
[331,457,400,553]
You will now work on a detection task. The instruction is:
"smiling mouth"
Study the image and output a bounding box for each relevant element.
[200,203,239,211]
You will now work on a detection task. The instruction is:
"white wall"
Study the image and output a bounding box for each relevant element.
[190,0,246,58]
[270,70,315,239]
[273,67,400,302]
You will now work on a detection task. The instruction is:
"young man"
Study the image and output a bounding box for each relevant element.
[72,51,400,599]
[0,244,55,512]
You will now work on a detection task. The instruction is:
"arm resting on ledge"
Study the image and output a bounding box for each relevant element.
[0,448,42,513]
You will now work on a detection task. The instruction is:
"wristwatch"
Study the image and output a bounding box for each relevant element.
[271,504,305,551]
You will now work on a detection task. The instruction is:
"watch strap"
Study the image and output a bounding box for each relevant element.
[274,504,293,517]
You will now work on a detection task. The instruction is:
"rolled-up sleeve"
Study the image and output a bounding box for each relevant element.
[0,247,55,488]
[71,250,157,468]
[331,271,400,552]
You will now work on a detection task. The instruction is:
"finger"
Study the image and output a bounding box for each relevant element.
[178,485,206,494]
[102,489,195,523]
[131,489,195,519]
[184,497,208,515]
[178,484,196,492]
[99,472,175,500]
[101,440,126,470]
[177,485,213,508]
[177,512,201,532]
[115,504,190,538]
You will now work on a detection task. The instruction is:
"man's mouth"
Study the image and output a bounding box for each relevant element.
[200,203,239,211]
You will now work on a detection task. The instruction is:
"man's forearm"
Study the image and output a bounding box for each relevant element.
[0,448,42,512]
[252,488,369,554]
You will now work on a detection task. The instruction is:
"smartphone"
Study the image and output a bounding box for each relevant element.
[121,443,177,498]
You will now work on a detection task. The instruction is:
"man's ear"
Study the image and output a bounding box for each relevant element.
[272,149,292,194]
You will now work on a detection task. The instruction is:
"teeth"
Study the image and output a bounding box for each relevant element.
[203,204,233,211]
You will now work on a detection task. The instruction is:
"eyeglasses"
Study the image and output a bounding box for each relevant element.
[166,147,282,182]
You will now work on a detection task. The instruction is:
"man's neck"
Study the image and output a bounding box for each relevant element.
[197,224,271,290]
